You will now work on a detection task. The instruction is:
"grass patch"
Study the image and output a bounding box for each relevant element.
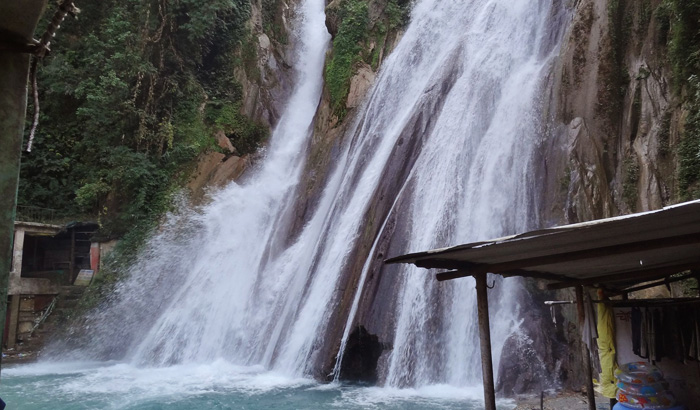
[678,77,700,199]
[623,154,640,211]
[325,0,370,118]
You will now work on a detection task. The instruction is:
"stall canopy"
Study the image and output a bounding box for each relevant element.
[385,199,700,290]
[385,200,700,410]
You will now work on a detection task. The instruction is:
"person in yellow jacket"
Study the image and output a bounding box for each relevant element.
[597,289,619,400]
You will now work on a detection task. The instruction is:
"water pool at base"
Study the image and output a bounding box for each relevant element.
[0,361,514,410]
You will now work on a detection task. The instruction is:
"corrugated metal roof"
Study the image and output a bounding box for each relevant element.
[385,200,700,290]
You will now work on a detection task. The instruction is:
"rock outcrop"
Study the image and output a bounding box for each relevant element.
[187,0,301,196]
[520,0,689,395]
[236,0,298,129]
[550,0,679,224]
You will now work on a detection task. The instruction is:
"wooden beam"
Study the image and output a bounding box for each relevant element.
[493,269,563,281]
[603,298,700,308]
[416,258,475,271]
[576,286,596,410]
[436,270,470,281]
[475,273,496,410]
[546,262,700,290]
[436,268,563,282]
[608,272,695,296]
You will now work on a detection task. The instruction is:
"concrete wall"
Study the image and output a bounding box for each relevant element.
[5,222,62,348]
[9,222,62,296]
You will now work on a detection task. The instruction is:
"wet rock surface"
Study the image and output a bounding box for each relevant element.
[496,306,569,396]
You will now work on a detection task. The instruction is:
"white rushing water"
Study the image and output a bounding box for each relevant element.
[48,0,567,394]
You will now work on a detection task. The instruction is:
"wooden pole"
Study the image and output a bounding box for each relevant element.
[475,273,496,410]
[576,285,596,410]
[6,295,20,349]
[68,228,75,284]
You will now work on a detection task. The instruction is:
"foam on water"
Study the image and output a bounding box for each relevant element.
[0,361,513,410]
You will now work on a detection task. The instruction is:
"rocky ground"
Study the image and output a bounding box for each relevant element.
[1,348,38,364]
[515,391,613,410]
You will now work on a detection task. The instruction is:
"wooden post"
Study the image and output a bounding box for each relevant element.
[68,228,75,284]
[475,273,496,410]
[576,285,596,410]
[6,295,20,349]
[10,228,25,281]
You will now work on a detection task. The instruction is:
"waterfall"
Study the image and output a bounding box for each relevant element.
[63,0,568,390]
[71,0,332,368]
[352,0,568,387]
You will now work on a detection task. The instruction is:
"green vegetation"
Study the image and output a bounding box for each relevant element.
[678,77,700,199]
[559,166,572,194]
[599,0,630,125]
[19,0,268,238]
[658,110,672,157]
[325,0,411,119]
[659,0,700,91]
[325,0,370,118]
[385,0,411,31]
[656,0,700,199]
[622,154,640,211]
[262,0,287,44]
[638,0,653,39]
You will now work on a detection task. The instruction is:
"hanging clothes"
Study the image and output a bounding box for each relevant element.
[653,309,664,362]
[662,306,682,363]
[582,291,600,373]
[582,292,598,351]
[678,306,691,363]
[691,308,700,361]
[631,307,643,357]
[644,308,657,361]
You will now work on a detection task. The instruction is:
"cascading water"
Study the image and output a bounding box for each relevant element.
[353,0,568,387]
[13,0,569,406]
[327,0,567,387]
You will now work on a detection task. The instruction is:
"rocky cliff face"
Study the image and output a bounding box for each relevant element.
[188,0,299,198]
[501,0,698,395]
[547,0,681,224]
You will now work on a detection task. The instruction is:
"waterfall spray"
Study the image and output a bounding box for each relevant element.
[52,0,567,389]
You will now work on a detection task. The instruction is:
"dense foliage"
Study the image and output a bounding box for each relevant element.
[325,0,410,119]
[658,0,700,198]
[325,0,369,117]
[19,0,267,237]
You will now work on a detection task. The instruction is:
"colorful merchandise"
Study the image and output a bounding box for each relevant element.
[614,362,677,409]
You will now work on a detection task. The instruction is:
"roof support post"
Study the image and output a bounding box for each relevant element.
[475,273,496,410]
[68,228,75,284]
[576,285,596,410]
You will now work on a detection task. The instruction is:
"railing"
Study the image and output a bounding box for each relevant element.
[29,296,57,337]
[15,206,58,225]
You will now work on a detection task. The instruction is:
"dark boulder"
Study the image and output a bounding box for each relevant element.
[496,307,569,396]
[337,326,385,384]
